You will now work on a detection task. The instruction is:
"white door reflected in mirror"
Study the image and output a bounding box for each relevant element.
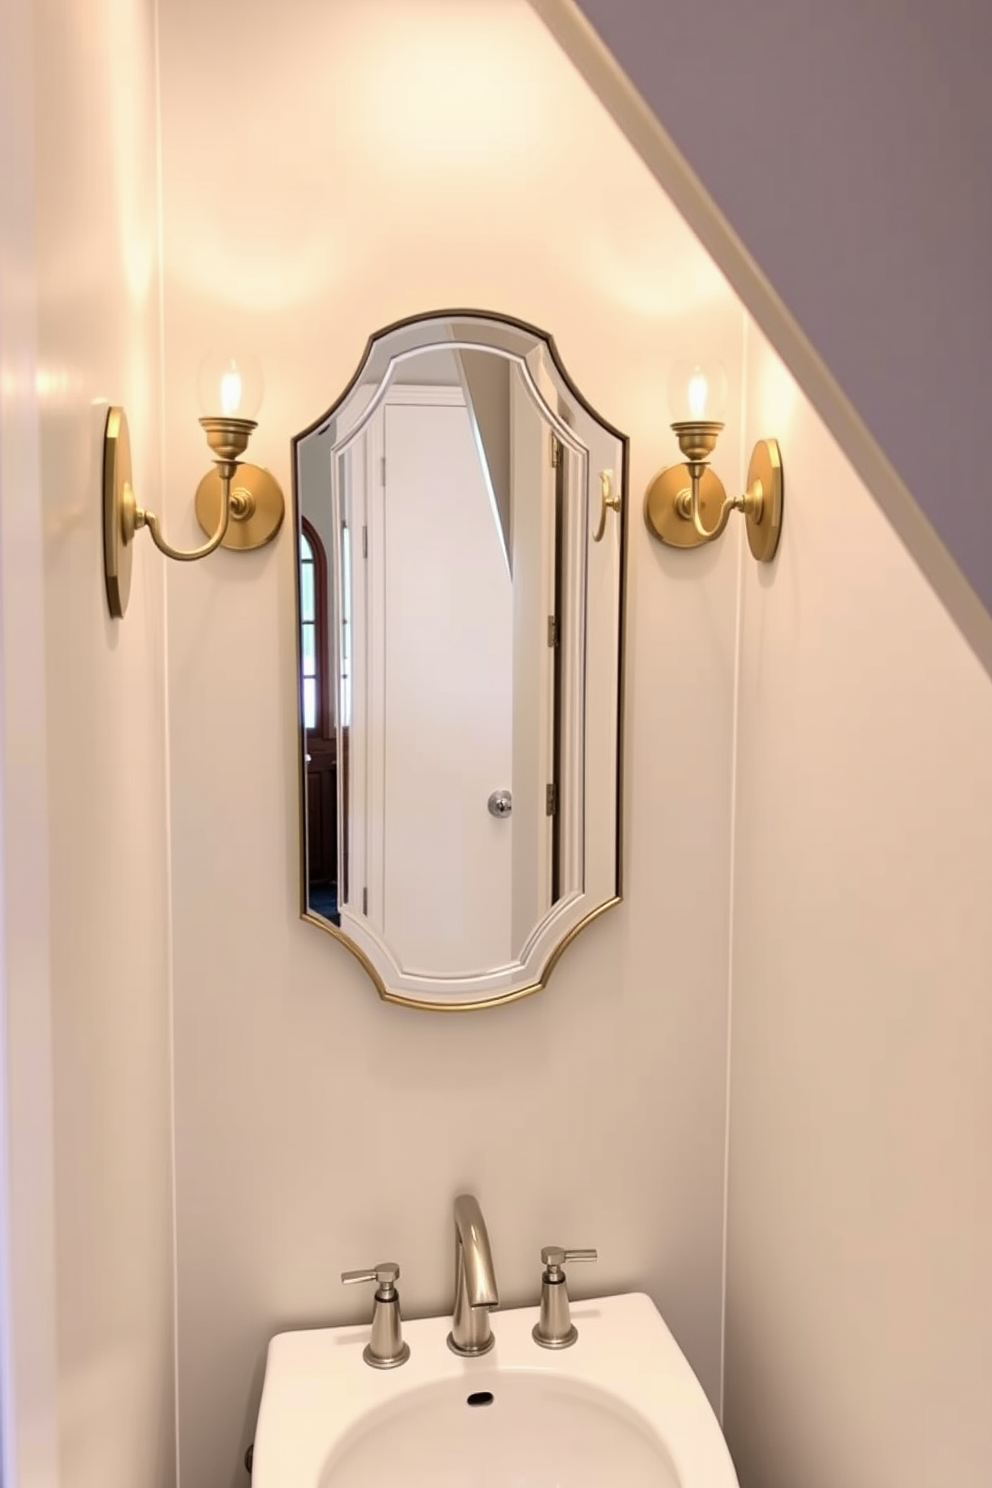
[376,391,515,976]
[292,311,626,1009]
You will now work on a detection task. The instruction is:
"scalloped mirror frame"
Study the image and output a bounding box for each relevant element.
[291,310,629,1010]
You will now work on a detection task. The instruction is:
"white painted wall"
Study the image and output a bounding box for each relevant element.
[0,2,177,1487]
[157,2,743,1484]
[0,6,61,1485]
[724,326,992,1487]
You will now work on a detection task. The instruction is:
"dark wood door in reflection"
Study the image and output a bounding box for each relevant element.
[306,732,337,907]
[301,518,339,920]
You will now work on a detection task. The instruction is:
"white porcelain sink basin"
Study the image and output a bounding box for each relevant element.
[252,1292,739,1488]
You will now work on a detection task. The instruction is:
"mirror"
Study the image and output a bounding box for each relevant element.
[292,311,626,1009]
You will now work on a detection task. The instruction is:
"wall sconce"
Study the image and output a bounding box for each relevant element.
[592,469,621,541]
[103,351,285,619]
[643,360,783,562]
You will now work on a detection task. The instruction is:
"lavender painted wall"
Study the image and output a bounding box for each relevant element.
[563,0,992,623]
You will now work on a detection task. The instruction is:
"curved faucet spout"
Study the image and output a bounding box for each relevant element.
[448,1194,499,1356]
[454,1194,498,1306]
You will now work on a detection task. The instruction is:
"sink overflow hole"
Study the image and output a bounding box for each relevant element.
[466,1391,495,1408]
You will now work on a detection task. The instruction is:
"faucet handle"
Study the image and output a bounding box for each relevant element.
[341,1262,400,1297]
[533,1248,597,1350]
[540,1247,597,1275]
[340,1263,409,1369]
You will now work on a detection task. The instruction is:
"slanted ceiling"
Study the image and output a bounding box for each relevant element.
[529,0,992,682]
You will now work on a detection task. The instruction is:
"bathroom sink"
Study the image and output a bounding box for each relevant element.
[252,1291,739,1487]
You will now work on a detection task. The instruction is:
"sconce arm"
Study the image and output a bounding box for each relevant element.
[685,468,766,544]
[137,469,234,562]
[686,469,736,543]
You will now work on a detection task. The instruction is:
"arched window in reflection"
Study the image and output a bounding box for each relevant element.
[300,520,339,922]
[299,526,319,728]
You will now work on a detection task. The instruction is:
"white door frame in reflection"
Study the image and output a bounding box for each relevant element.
[359,384,516,973]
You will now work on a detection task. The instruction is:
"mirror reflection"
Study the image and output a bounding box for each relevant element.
[293,312,626,1009]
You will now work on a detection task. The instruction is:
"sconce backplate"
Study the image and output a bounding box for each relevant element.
[744,438,783,562]
[643,464,728,549]
[103,405,134,619]
[195,464,285,550]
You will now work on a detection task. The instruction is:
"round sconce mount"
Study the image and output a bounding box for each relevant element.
[744,437,783,562]
[195,465,285,551]
[103,405,135,619]
[643,465,728,549]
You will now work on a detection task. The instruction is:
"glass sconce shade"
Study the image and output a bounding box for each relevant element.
[666,359,728,424]
[196,350,264,421]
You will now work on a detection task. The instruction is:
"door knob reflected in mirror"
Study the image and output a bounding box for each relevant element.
[487,790,512,819]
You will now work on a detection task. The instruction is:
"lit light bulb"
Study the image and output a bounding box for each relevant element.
[687,368,709,418]
[196,350,264,421]
[219,364,243,416]
[667,358,729,424]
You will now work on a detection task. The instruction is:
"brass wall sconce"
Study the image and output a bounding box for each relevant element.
[103,351,285,618]
[592,469,621,542]
[644,360,783,562]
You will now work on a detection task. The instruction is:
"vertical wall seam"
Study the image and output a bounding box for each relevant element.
[150,0,180,1481]
[718,308,748,1425]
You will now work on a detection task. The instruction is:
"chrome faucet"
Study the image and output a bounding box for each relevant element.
[447,1194,499,1356]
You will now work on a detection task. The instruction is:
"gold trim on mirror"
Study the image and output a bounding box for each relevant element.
[300,895,622,1013]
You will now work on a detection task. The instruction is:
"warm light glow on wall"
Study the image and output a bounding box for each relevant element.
[356,3,548,167]
[751,334,798,431]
